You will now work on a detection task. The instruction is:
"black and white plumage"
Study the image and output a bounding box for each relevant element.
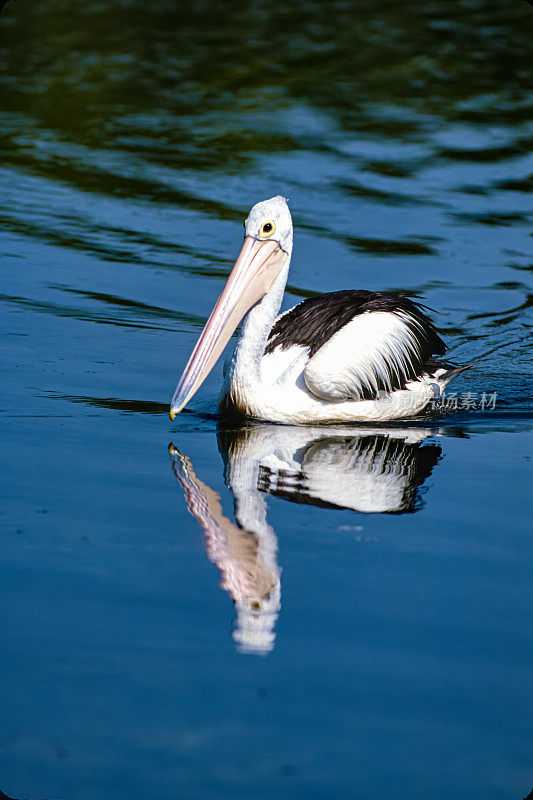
[170,196,470,423]
[266,290,447,401]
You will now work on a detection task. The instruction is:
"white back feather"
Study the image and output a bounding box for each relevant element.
[304,311,424,401]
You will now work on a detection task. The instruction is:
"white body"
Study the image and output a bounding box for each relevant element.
[221,299,448,424]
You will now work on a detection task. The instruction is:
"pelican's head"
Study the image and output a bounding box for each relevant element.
[243,195,293,256]
[170,196,292,420]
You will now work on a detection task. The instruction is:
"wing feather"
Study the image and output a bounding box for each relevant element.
[304,310,440,402]
[265,291,446,402]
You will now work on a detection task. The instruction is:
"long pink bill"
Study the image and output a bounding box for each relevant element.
[170,236,287,420]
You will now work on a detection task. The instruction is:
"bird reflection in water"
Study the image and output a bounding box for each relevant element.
[169,441,280,656]
[169,425,442,655]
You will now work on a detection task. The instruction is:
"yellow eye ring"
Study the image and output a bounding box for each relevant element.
[243,217,248,229]
[259,220,275,238]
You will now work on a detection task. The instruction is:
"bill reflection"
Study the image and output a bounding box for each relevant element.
[169,425,442,655]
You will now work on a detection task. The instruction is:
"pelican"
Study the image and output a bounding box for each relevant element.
[170,196,470,424]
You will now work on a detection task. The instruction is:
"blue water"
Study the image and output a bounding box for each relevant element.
[1,1,532,798]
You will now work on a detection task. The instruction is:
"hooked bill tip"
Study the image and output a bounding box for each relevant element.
[169,408,176,421]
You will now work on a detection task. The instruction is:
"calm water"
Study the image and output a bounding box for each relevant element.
[1,1,532,798]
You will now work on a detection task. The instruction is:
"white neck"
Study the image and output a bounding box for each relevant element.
[224,251,292,396]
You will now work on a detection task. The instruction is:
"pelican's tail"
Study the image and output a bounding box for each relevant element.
[424,359,474,390]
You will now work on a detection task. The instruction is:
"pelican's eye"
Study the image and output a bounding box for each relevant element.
[259,220,275,239]
[243,217,248,230]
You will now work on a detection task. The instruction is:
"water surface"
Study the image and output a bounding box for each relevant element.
[1,1,532,798]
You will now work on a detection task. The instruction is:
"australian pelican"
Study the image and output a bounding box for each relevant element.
[170,196,469,424]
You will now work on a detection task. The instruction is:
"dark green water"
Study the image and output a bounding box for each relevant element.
[1,1,532,798]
